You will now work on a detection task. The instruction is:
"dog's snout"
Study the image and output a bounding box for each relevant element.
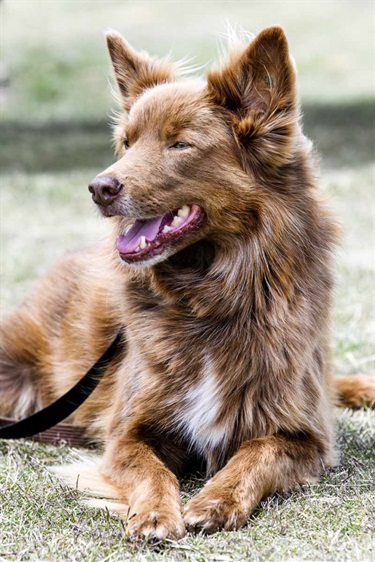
[88,175,123,206]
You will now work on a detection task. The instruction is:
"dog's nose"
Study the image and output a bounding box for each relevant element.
[88,175,123,206]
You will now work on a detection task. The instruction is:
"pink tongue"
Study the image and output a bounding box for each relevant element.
[116,215,164,254]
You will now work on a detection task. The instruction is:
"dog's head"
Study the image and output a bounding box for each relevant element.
[89,26,301,267]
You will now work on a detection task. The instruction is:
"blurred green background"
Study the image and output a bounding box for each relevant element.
[1,0,374,370]
[1,0,374,170]
[1,0,374,123]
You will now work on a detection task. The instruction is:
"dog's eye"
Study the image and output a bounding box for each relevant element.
[123,140,130,150]
[170,141,190,150]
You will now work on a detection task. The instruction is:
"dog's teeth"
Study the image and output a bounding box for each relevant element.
[177,205,190,217]
[135,246,140,252]
[171,216,183,227]
[139,236,147,250]
[124,224,132,234]
[162,225,171,233]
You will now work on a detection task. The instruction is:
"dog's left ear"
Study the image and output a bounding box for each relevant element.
[106,31,175,111]
[207,26,298,168]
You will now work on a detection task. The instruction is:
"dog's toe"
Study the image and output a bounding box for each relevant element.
[183,493,246,534]
[126,509,186,542]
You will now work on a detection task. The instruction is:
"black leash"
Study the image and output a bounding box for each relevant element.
[0,327,124,441]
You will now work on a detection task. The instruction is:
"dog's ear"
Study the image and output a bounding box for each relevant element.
[207,26,298,168]
[106,31,175,110]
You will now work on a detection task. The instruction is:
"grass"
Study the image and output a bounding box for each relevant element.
[1,0,374,124]
[0,1,374,560]
[0,410,374,561]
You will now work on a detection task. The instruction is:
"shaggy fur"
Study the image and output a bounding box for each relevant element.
[1,26,374,541]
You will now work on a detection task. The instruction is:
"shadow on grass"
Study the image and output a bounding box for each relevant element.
[1,101,374,173]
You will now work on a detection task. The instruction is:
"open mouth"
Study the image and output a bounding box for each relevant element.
[116,204,204,263]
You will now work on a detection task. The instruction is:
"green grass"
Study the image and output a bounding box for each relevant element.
[0,1,374,560]
[1,0,374,124]
[0,410,374,561]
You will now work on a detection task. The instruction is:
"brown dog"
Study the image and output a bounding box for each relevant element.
[1,26,374,541]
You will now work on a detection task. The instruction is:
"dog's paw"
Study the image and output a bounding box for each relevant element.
[183,489,246,534]
[126,508,186,542]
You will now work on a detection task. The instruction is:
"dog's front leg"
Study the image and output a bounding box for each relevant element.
[101,434,185,541]
[184,433,324,533]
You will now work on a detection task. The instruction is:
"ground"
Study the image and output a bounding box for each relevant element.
[0,1,374,561]
[0,410,374,562]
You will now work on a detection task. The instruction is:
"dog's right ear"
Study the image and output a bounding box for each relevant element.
[106,31,175,110]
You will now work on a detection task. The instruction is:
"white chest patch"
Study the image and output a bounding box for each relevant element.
[176,354,228,453]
